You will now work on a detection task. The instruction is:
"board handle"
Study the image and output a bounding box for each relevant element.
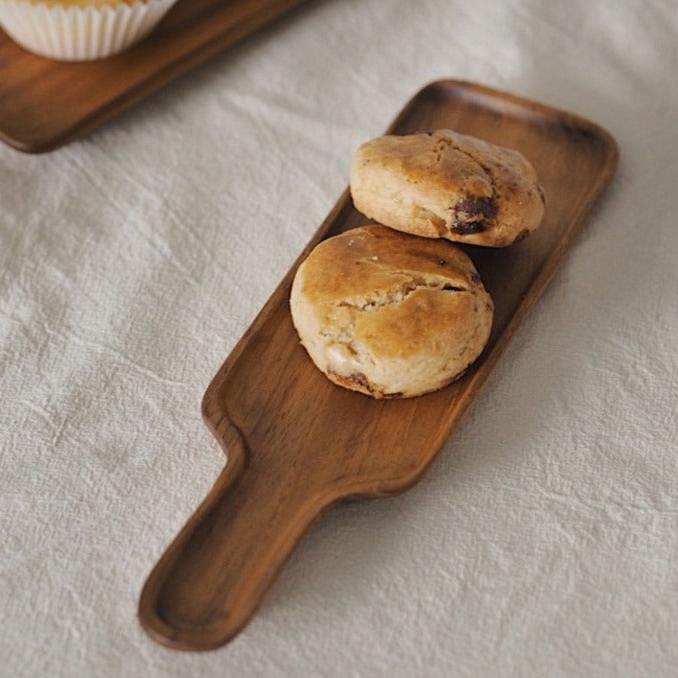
[138,420,324,650]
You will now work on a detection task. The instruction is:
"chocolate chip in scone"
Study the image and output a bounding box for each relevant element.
[469,272,481,284]
[451,220,486,235]
[457,196,497,220]
[451,196,497,234]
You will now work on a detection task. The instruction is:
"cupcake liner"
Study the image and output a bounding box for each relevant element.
[0,0,177,61]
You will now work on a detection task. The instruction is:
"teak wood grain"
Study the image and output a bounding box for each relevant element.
[138,80,618,651]
[0,0,309,153]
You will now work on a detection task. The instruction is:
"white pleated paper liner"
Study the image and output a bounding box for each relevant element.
[0,0,177,61]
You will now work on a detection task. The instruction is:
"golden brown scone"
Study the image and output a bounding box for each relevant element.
[350,129,545,247]
[290,225,493,399]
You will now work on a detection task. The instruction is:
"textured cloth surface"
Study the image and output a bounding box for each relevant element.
[1,1,677,676]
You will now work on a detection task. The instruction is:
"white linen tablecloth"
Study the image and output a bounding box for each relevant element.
[2,1,677,675]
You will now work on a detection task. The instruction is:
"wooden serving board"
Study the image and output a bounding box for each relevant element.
[139,80,618,651]
[0,0,309,153]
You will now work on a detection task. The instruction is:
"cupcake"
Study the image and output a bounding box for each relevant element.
[0,0,178,61]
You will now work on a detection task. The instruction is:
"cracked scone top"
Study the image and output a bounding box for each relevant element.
[290,225,493,399]
[350,129,545,247]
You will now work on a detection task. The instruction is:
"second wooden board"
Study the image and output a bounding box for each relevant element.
[0,0,310,153]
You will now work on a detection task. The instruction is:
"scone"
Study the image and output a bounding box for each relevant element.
[290,225,493,399]
[350,129,545,247]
